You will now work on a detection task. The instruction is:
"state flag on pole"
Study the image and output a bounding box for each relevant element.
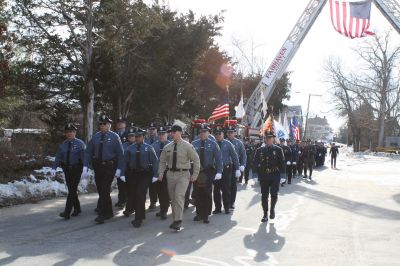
[209,102,229,122]
[329,0,374,39]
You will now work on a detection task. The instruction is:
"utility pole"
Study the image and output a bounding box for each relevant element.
[303,93,322,140]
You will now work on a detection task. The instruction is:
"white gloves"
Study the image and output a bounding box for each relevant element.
[298,151,302,154]
[215,173,222,180]
[81,166,89,178]
[292,162,297,165]
[152,177,158,183]
[286,161,291,165]
[115,169,121,178]
[235,170,241,178]
[119,176,126,182]
[50,169,56,177]
[239,165,245,172]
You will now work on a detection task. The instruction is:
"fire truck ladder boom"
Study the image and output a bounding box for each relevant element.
[244,0,400,129]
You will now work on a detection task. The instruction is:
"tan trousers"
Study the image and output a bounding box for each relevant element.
[167,170,190,222]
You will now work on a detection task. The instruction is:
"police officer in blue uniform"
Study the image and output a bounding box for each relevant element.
[151,126,171,219]
[83,114,124,224]
[253,131,285,222]
[119,127,158,228]
[212,126,240,215]
[192,124,223,223]
[303,139,316,180]
[241,137,254,185]
[145,122,158,145]
[288,139,299,178]
[226,125,247,209]
[115,117,129,208]
[52,123,85,219]
[122,124,137,151]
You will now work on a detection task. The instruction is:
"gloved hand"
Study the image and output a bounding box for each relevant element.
[214,173,222,180]
[81,167,89,178]
[286,161,291,165]
[239,165,245,172]
[152,177,158,183]
[119,176,126,182]
[50,169,56,177]
[114,169,121,178]
[235,170,241,178]
[292,161,297,165]
[298,151,302,154]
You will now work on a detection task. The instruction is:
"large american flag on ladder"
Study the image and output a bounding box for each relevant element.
[208,103,229,122]
[329,0,374,39]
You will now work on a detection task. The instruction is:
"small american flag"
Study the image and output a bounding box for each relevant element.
[208,103,229,122]
[329,0,374,39]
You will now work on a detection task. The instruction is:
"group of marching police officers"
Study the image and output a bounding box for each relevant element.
[52,114,338,230]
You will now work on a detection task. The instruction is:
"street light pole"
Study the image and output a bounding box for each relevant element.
[303,93,322,140]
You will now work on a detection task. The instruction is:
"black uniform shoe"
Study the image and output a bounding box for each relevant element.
[245,181,248,185]
[71,210,81,217]
[132,220,142,228]
[303,175,308,179]
[203,217,210,224]
[269,209,275,220]
[160,213,167,220]
[288,181,291,184]
[115,202,125,208]
[309,176,312,180]
[59,212,70,220]
[225,209,230,214]
[193,215,202,221]
[95,216,105,224]
[212,209,222,214]
[123,210,133,217]
[261,216,268,223]
[148,204,156,210]
[170,221,182,231]
[94,208,100,213]
[230,205,235,209]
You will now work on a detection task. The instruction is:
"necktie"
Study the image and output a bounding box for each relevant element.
[217,141,222,149]
[98,133,105,161]
[66,141,72,165]
[172,142,177,170]
[136,144,141,169]
[200,140,205,168]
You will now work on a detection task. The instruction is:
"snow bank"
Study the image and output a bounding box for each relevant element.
[342,146,400,160]
[0,167,106,207]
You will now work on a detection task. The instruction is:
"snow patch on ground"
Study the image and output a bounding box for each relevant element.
[0,167,103,207]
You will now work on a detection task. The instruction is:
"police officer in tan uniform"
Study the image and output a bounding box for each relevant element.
[158,125,200,231]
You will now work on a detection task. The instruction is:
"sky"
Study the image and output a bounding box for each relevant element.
[161,0,399,132]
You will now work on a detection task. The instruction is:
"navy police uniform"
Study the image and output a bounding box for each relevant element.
[121,128,158,227]
[84,114,124,223]
[192,124,223,222]
[53,124,85,219]
[151,126,171,219]
[253,133,285,222]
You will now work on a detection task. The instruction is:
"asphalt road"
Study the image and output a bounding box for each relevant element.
[1,151,400,266]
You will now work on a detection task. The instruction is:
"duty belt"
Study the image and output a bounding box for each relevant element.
[168,168,189,172]
[264,167,279,174]
[94,159,116,166]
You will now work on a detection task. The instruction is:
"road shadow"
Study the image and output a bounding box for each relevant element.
[243,223,285,263]
[112,215,238,265]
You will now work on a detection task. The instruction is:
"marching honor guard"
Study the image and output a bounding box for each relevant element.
[83,114,124,224]
[52,123,85,219]
[151,126,172,220]
[158,125,200,231]
[119,127,158,228]
[192,124,223,223]
[253,131,285,222]
[212,126,240,215]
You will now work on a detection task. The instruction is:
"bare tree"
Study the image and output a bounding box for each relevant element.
[325,31,400,149]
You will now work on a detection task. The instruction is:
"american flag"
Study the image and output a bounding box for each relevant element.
[291,116,300,141]
[208,103,229,122]
[329,0,374,39]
